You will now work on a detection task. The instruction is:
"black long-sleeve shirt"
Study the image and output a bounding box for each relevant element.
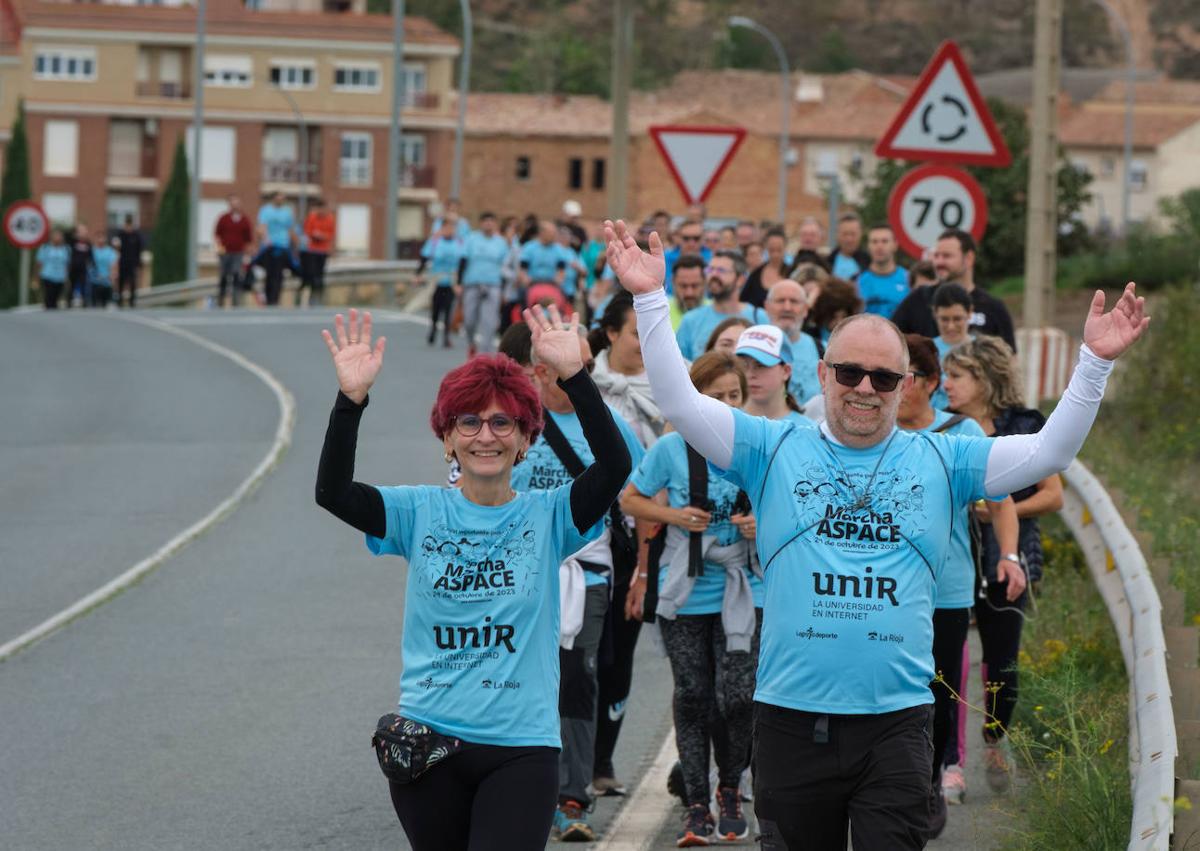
[891,282,1017,353]
[314,369,631,537]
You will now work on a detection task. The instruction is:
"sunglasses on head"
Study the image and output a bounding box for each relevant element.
[454,413,519,437]
[825,362,906,393]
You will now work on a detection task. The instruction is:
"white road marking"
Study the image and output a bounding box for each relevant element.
[0,313,296,662]
[595,726,678,850]
[153,309,425,327]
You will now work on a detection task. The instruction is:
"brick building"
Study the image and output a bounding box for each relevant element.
[0,0,460,263]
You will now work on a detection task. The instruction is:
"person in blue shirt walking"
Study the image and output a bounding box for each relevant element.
[607,217,1149,851]
[929,284,975,411]
[555,225,588,301]
[418,216,466,348]
[460,212,509,356]
[674,251,766,361]
[315,305,630,851]
[764,279,822,407]
[856,224,911,319]
[255,192,297,306]
[35,229,70,309]
[662,219,711,294]
[88,233,119,308]
[519,221,567,294]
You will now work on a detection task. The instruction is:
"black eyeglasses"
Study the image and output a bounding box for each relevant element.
[825,362,906,393]
[454,414,519,437]
[681,234,702,242]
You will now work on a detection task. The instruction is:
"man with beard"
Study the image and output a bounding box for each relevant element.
[673,250,766,360]
[891,229,1016,351]
[764,279,821,406]
[669,254,707,331]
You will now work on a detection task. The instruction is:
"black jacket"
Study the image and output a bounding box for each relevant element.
[891,282,1017,353]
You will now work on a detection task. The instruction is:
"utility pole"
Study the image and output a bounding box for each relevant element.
[187,0,206,281]
[451,0,472,200]
[607,0,632,221]
[384,0,406,260]
[1022,0,1062,334]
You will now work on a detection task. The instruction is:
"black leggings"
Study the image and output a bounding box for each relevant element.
[430,286,455,342]
[975,581,1028,741]
[660,609,761,805]
[594,561,641,778]
[41,279,64,309]
[930,607,969,783]
[388,744,558,851]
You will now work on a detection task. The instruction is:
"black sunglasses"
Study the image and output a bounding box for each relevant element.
[825,362,906,393]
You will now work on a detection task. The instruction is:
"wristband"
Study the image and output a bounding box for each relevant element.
[637,572,648,579]
[1001,553,1021,564]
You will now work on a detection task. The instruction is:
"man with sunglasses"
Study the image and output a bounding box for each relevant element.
[674,250,766,361]
[510,326,645,842]
[605,218,1149,850]
[662,219,711,294]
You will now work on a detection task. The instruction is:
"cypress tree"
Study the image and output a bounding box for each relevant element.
[0,101,33,307]
[152,138,190,285]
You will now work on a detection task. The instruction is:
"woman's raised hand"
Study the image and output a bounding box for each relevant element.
[604,219,665,295]
[1083,282,1150,360]
[321,308,386,404]
[524,303,584,379]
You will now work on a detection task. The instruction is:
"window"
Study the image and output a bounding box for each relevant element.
[592,158,605,190]
[44,120,79,177]
[1100,156,1115,177]
[106,195,140,229]
[184,126,237,182]
[1129,159,1148,193]
[334,63,381,92]
[402,64,426,104]
[205,55,252,88]
[197,199,226,250]
[269,61,315,90]
[340,132,372,186]
[108,120,144,177]
[34,47,96,82]
[515,156,531,181]
[399,134,425,166]
[43,192,76,225]
[568,158,583,190]
[337,203,371,257]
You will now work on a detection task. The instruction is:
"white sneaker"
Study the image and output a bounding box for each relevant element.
[942,764,966,804]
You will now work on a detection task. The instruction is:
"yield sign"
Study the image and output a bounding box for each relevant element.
[649,125,747,205]
[875,41,1011,167]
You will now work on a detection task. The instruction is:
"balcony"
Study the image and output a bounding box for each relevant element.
[262,158,322,185]
[399,164,435,189]
[136,81,191,99]
[405,92,440,110]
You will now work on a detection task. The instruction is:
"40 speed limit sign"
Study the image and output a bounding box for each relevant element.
[887,163,987,259]
[4,200,50,249]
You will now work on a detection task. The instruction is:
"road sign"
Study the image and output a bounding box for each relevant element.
[4,200,50,249]
[875,41,1011,167]
[648,125,747,205]
[887,163,988,259]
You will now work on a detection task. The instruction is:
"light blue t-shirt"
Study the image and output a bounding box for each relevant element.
[36,243,69,282]
[675,303,766,361]
[519,240,566,283]
[365,485,600,747]
[511,405,645,586]
[716,410,992,714]
[787,333,822,406]
[556,243,582,298]
[630,432,763,614]
[257,204,295,249]
[89,245,118,285]
[832,252,864,280]
[431,216,472,240]
[919,410,991,609]
[857,268,910,319]
[461,232,509,286]
[663,245,712,295]
[421,235,465,287]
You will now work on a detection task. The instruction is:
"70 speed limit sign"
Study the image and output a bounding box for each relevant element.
[887,163,988,259]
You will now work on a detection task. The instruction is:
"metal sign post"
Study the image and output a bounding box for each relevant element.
[18,248,30,307]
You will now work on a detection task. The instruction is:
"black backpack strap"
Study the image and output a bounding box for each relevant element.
[642,526,666,623]
[685,443,708,577]
[933,413,970,433]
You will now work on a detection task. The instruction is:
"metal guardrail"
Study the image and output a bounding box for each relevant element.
[1059,459,1177,850]
[134,260,420,308]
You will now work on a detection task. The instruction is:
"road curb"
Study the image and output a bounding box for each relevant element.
[0,312,296,663]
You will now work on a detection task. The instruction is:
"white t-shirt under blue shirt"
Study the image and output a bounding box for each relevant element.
[716,409,992,714]
[630,432,764,614]
[511,406,645,587]
[857,267,910,319]
[366,485,600,747]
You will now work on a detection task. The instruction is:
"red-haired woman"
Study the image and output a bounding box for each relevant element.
[315,306,631,851]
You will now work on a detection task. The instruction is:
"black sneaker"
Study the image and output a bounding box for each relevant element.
[715,786,748,841]
[677,803,715,847]
[667,761,687,807]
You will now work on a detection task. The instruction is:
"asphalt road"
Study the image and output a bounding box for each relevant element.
[1,307,1004,850]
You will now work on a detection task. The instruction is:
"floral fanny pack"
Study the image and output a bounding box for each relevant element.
[371,714,468,784]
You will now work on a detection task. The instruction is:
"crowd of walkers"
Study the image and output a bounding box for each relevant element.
[316,198,1149,850]
[34,218,143,310]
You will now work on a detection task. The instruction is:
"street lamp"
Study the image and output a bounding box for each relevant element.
[1093,0,1135,232]
[272,86,309,228]
[450,0,472,199]
[187,0,207,281]
[728,16,790,226]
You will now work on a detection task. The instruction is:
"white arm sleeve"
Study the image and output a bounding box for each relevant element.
[983,345,1113,497]
[634,289,735,468]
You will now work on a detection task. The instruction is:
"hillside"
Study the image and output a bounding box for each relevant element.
[387,0,1196,94]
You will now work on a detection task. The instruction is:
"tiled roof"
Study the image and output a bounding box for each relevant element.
[11,0,458,45]
[1059,107,1199,148]
[1090,77,1200,107]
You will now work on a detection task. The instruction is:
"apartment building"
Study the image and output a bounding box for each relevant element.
[0,0,460,261]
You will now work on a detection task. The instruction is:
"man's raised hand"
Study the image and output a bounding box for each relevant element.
[604,219,666,295]
[321,308,386,405]
[1083,282,1150,360]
